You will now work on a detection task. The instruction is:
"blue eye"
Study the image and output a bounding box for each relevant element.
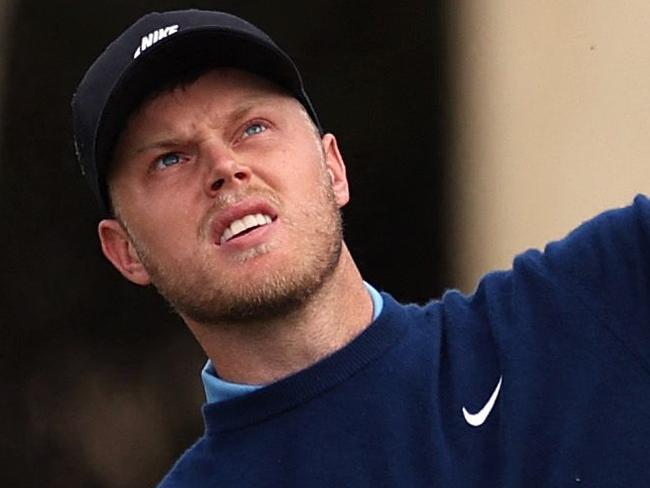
[243,122,267,138]
[157,153,182,168]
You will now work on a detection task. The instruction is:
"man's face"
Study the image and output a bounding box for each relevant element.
[100,69,349,325]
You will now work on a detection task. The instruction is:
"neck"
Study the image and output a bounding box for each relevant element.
[186,244,373,385]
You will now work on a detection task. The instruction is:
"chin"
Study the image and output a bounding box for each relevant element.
[163,239,342,327]
[231,242,275,264]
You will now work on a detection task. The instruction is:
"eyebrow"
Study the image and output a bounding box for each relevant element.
[134,138,189,155]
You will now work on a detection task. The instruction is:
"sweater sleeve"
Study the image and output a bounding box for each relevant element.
[509,194,650,375]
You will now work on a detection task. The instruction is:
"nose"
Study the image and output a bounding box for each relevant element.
[203,144,252,195]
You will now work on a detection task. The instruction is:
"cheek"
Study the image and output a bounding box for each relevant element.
[272,146,326,190]
[117,170,202,223]
[123,200,201,258]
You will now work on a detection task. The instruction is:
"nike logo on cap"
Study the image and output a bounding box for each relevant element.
[462,375,503,427]
[133,24,179,58]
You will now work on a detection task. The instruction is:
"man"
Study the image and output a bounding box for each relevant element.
[72,9,650,487]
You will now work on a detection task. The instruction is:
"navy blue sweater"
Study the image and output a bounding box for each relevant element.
[159,196,650,487]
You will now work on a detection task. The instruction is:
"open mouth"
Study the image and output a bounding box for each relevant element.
[219,213,275,245]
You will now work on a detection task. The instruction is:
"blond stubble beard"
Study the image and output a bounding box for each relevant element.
[123,171,344,328]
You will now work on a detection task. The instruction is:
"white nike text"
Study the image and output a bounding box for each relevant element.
[133,25,179,58]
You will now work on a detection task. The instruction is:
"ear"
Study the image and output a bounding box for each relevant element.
[321,133,350,208]
[97,219,151,286]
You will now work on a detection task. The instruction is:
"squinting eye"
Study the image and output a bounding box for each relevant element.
[156,153,182,168]
[243,122,267,138]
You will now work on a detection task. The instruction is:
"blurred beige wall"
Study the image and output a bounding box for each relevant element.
[449,1,650,292]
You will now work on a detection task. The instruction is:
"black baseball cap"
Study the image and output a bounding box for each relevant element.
[72,9,322,216]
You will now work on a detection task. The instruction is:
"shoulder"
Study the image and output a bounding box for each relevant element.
[156,437,214,488]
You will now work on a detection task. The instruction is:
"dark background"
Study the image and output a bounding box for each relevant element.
[1,1,451,486]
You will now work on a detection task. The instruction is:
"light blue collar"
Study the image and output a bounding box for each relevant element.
[201,282,384,404]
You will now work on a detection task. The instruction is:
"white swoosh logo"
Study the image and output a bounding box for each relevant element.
[462,375,503,427]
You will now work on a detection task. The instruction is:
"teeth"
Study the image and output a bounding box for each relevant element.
[231,219,246,236]
[222,227,233,242]
[220,213,273,245]
[243,215,258,229]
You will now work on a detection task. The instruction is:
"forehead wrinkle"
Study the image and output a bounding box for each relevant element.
[130,67,308,139]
